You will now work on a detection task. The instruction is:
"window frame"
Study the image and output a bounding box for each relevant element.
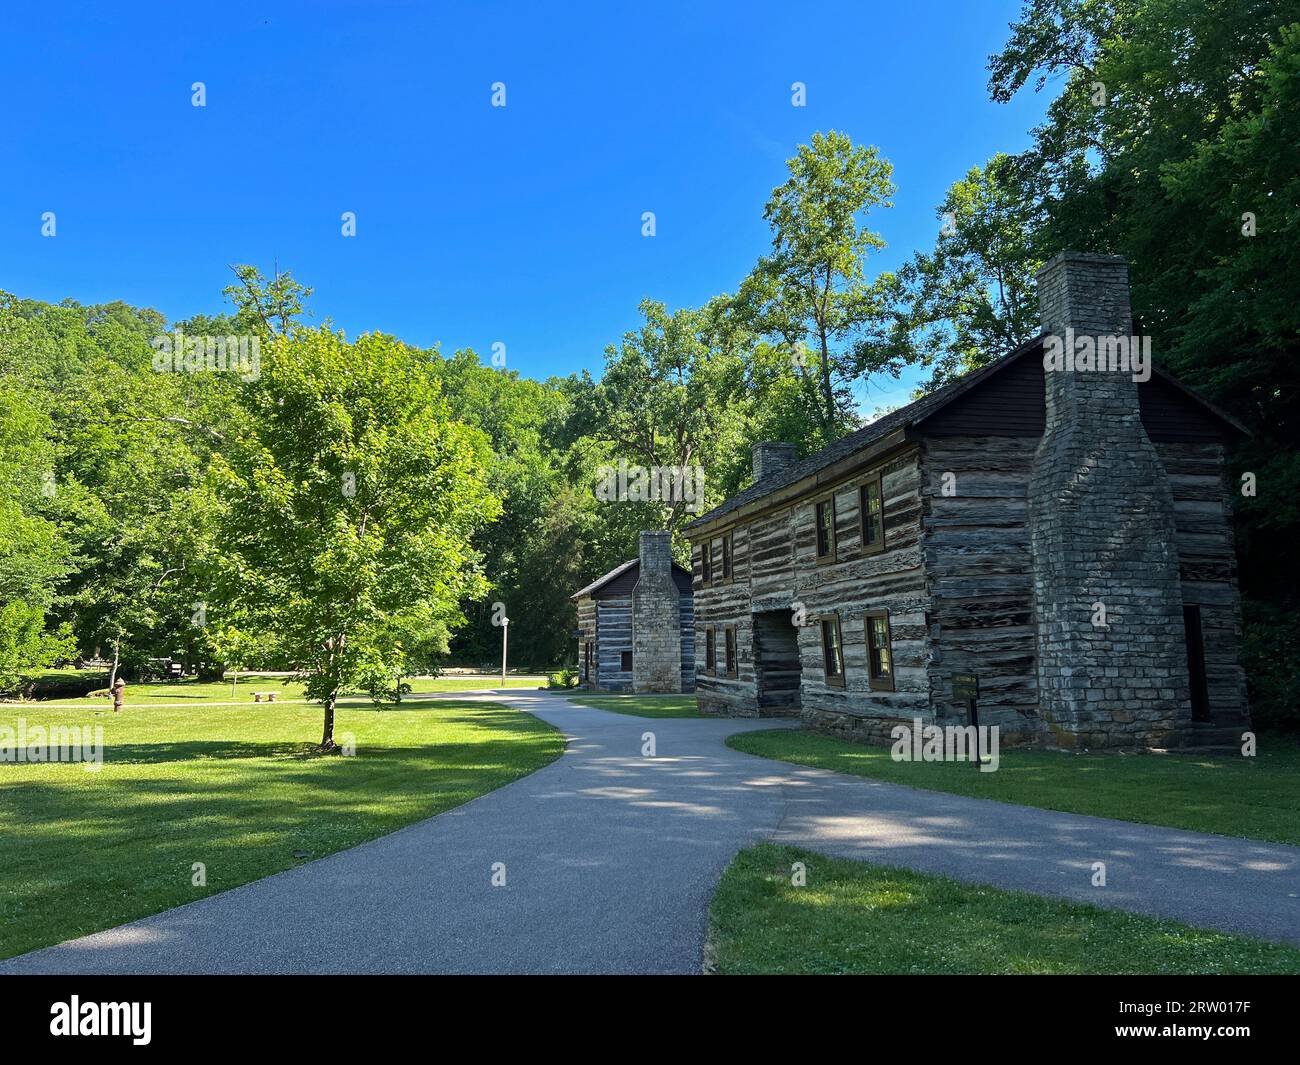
[860,473,886,555]
[700,541,712,586]
[705,626,716,676]
[721,531,733,582]
[864,608,895,692]
[820,614,846,688]
[814,496,837,563]
[724,624,738,678]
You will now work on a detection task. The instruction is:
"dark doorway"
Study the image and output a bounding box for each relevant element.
[1183,604,1210,722]
[753,609,802,716]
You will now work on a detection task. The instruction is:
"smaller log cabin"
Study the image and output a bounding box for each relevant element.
[682,252,1251,750]
[573,530,695,693]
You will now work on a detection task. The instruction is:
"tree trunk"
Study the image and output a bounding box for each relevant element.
[818,330,835,432]
[319,690,338,750]
[108,639,121,689]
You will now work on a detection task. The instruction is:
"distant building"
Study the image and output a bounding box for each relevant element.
[682,252,1250,749]
[572,531,695,693]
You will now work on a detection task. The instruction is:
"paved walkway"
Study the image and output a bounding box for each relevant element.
[4,692,1298,974]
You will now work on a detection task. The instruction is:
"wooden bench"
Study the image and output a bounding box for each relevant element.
[253,691,279,703]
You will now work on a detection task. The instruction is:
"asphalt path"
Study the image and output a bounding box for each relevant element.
[4,691,1297,973]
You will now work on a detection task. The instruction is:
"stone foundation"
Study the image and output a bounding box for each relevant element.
[801,707,1042,747]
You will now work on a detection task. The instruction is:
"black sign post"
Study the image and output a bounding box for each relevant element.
[953,672,981,767]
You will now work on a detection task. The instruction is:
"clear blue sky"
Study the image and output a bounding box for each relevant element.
[2,0,1049,411]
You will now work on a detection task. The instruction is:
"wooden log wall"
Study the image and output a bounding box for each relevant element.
[1154,441,1249,724]
[576,597,597,686]
[920,435,1040,739]
[595,595,633,692]
[691,444,931,733]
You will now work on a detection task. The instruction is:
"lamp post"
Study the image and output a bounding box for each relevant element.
[500,616,509,688]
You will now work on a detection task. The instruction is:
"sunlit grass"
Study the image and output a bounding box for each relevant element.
[566,694,704,718]
[727,729,1300,845]
[6,672,547,709]
[708,844,1300,975]
[0,699,563,960]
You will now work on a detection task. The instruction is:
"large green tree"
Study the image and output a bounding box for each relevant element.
[738,131,897,442]
[212,328,500,748]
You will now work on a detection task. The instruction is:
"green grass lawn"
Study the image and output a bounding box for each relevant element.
[566,694,705,718]
[709,843,1300,975]
[5,672,547,709]
[406,675,546,694]
[0,698,563,960]
[728,729,1300,846]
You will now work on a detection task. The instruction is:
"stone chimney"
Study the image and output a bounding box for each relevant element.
[631,530,682,693]
[752,442,796,484]
[1029,252,1191,747]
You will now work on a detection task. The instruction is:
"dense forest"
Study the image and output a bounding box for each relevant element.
[2,0,1295,727]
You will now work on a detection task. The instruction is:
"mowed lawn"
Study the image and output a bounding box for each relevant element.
[0,698,563,960]
[18,673,547,709]
[728,729,1300,846]
[710,844,1300,975]
[566,694,705,719]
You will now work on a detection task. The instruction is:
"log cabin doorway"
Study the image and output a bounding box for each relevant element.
[753,609,802,715]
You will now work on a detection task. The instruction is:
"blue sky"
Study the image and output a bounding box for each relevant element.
[2,0,1050,411]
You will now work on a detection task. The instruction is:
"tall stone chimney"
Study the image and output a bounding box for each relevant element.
[752,442,796,484]
[1029,252,1191,747]
[632,530,682,693]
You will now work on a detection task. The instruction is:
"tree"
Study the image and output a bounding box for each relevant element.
[0,371,75,690]
[871,154,1046,392]
[570,299,748,531]
[212,328,500,749]
[222,264,314,337]
[430,349,579,667]
[0,292,233,680]
[738,131,896,441]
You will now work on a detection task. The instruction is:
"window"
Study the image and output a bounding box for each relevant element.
[865,609,894,691]
[724,626,737,678]
[705,627,716,675]
[820,616,845,687]
[721,532,733,581]
[860,475,885,554]
[620,650,633,673]
[701,541,713,585]
[583,642,594,682]
[815,498,836,561]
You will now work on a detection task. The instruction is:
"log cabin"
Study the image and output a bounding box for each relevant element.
[682,252,1250,749]
[573,530,695,693]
